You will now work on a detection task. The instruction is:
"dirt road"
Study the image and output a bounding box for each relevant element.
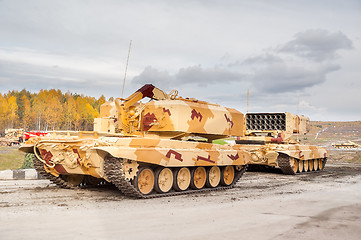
[1,163,361,240]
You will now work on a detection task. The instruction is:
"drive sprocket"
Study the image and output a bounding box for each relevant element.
[122,159,139,181]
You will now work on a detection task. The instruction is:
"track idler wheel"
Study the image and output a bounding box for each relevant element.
[134,167,155,195]
[173,167,191,191]
[154,167,173,193]
[190,167,207,190]
[221,166,235,186]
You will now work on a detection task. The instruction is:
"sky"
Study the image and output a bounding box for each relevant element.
[0,0,360,121]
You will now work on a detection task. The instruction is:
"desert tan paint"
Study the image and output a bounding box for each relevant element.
[239,112,328,168]
[20,84,250,179]
[142,100,243,137]
[19,84,327,180]
[240,143,328,166]
[21,135,249,179]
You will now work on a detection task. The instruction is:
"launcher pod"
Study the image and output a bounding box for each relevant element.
[237,112,327,175]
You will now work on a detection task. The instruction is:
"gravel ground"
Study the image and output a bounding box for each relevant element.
[1,162,361,240]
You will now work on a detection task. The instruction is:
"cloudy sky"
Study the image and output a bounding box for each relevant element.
[1,0,360,121]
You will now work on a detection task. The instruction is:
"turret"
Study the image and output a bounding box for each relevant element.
[94,84,244,141]
[238,112,310,144]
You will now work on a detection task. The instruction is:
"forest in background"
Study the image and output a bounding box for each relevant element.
[0,89,111,132]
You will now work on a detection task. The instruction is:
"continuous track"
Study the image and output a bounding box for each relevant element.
[30,153,247,198]
[104,155,247,199]
[30,153,106,189]
[31,153,75,189]
[277,154,327,175]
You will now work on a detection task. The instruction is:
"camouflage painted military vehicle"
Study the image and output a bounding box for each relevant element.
[0,128,24,146]
[236,113,328,175]
[332,141,361,149]
[20,84,250,198]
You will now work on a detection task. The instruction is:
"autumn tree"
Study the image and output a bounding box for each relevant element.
[21,95,33,129]
[0,93,7,130]
[63,94,77,130]
[91,94,106,113]
[0,88,107,132]
[7,96,18,128]
[43,89,63,130]
[32,90,47,130]
[74,96,99,130]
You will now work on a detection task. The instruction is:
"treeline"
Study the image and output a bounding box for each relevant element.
[0,89,111,132]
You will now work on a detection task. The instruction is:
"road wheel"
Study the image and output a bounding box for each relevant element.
[173,167,191,191]
[134,167,155,195]
[317,158,323,170]
[154,167,173,193]
[298,160,304,172]
[206,166,221,188]
[190,167,207,190]
[304,160,310,172]
[220,165,235,186]
[309,160,315,172]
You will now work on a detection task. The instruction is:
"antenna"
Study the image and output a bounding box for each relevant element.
[121,40,132,98]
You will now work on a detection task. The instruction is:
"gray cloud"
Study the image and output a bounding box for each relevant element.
[251,61,340,93]
[0,60,123,98]
[177,65,245,85]
[133,29,352,95]
[132,65,246,89]
[279,29,353,61]
[237,30,353,93]
[241,53,284,66]
[0,1,360,121]
[132,67,174,89]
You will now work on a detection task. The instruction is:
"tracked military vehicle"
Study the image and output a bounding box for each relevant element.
[0,129,24,146]
[20,84,250,198]
[332,141,361,149]
[236,113,328,175]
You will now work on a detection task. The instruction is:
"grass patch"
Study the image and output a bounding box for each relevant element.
[213,139,228,145]
[0,146,26,170]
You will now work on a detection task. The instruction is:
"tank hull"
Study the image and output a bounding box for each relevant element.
[239,112,328,175]
[20,134,250,198]
[236,143,328,175]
